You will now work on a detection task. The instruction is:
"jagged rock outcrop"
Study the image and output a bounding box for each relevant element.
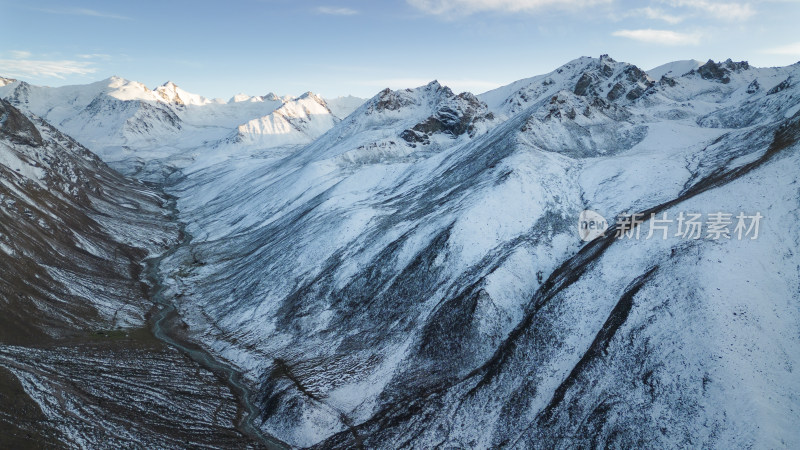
[767,77,792,95]
[691,58,751,84]
[401,86,493,145]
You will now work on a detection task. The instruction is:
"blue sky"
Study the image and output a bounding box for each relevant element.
[1,0,799,99]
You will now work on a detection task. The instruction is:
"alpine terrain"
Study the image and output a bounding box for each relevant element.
[1,55,799,448]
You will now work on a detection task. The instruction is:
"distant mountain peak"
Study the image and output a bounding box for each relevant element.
[154,81,184,104]
[424,80,442,89]
[152,81,210,106]
[599,53,616,63]
[297,91,325,103]
[230,93,252,103]
[0,76,17,87]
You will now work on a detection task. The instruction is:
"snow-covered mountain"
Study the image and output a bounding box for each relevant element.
[2,55,799,448]
[144,56,800,447]
[0,78,365,180]
[228,92,339,148]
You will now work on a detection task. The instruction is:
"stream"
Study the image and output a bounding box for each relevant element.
[144,194,287,449]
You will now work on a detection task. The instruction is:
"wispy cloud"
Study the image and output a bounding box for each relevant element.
[10,50,33,59]
[0,52,96,79]
[315,6,359,15]
[763,42,800,56]
[407,0,610,16]
[633,7,685,24]
[612,28,702,45]
[665,0,755,21]
[76,53,112,60]
[35,7,131,20]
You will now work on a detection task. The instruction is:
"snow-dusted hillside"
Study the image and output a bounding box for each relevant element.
[2,55,799,448]
[144,56,800,447]
[0,98,177,333]
[0,99,258,447]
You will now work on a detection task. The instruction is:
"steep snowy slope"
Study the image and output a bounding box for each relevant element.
[0,98,177,335]
[322,66,800,448]
[647,59,704,79]
[325,95,368,119]
[0,100,255,447]
[227,92,340,148]
[149,57,800,447]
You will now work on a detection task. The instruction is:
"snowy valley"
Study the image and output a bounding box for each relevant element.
[1,55,799,448]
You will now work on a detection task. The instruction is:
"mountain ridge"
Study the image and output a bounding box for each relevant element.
[2,55,799,448]
[141,56,800,447]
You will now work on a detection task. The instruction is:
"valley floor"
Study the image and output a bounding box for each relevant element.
[0,326,254,448]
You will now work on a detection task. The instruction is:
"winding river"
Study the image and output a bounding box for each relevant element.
[144,195,286,449]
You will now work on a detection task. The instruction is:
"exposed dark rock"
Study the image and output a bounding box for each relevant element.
[607,83,626,101]
[574,72,596,96]
[574,61,652,102]
[623,65,649,83]
[591,97,611,110]
[660,76,677,87]
[0,99,43,146]
[4,81,32,107]
[601,63,614,77]
[626,86,645,101]
[372,88,416,113]
[565,108,577,120]
[400,129,429,145]
[767,77,792,95]
[401,90,492,144]
[599,54,614,62]
[723,58,750,72]
[695,59,732,84]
